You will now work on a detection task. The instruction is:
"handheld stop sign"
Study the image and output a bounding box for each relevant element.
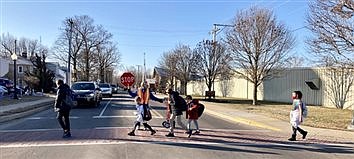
[120,72,135,87]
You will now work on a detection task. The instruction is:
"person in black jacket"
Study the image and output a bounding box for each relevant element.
[54,79,72,138]
[165,89,187,137]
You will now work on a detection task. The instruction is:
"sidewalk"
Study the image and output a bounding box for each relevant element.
[154,93,354,143]
[0,95,55,123]
[202,101,354,143]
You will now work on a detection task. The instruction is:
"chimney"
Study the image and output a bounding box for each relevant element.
[22,52,28,58]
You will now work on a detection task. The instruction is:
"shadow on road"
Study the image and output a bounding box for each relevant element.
[1,128,353,155]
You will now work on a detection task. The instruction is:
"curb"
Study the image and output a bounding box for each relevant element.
[204,109,282,132]
[0,100,54,123]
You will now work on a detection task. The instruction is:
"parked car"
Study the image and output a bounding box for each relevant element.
[0,78,14,90]
[0,85,8,95]
[110,84,118,94]
[71,81,101,107]
[98,83,112,97]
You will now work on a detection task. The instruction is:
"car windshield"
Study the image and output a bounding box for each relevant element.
[71,83,95,90]
[110,85,117,88]
[99,84,110,88]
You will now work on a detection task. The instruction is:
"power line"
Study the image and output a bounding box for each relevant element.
[107,25,208,33]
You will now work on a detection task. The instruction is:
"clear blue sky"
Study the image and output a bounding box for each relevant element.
[1,0,311,72]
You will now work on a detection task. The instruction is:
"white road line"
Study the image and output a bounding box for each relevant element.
[95,126,131,129]
[0,140,221,148]
[92,115,163,119]
[0,128,62,133]
[150,108,164,118]
[98,98,112,117]
[25,116,80,120]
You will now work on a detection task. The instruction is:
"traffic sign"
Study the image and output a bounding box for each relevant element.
[120,72,135,87]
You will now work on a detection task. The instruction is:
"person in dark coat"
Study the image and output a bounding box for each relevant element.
[165,88,187,137]
[54,79,72,138]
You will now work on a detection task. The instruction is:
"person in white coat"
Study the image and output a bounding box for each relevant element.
[128,96,156,136]
[288,91,308,141]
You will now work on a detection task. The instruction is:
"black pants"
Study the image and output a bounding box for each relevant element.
[291,126,306,137]
[132,122,153,132]
[57,110,70,132]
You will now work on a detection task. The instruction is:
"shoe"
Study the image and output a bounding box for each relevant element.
[63,132,71,138]
[128,131,135,136]
[165,133,175,137]
[187,130,192,138]
[193,130,200,135]
[288,137,296,141]
[151,130,156,135]
[302,131,308,139]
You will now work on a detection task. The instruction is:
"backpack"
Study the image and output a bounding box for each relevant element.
[174,93,187,111]
[142,105,152,121]
[197,103,205,117]
[63,89,74,109]
[301,102,308,118]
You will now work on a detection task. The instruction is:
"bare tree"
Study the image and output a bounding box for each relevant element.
[94,42,121,83]
[306,0,354,125]
[325,66,354,109]
[306,0,353,65]
[225,6,295,105]
[0,33,16,57]
[194,40,233,99]
[1,33,43,60]
[52,17,84,82]
[219,65,234,97]
[158,51,178,89]
[52,15,114,81]
[173,44,196,95]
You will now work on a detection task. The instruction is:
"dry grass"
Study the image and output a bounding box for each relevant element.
[0,95,47,106]
[200,98,353,130]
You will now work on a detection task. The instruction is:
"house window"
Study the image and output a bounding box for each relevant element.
[18,66,23,73]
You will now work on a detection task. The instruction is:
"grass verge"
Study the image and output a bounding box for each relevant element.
[200,98,353,130]
[0,95,47,106]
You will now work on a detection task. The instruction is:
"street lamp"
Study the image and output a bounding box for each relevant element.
[11,52,18,99]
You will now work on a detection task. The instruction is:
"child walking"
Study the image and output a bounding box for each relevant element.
[186,95,200,138]
[128,96,156,136]
[288,91,308,141]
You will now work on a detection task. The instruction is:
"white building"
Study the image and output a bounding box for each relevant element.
[0,57,9,77]
[187,67,354,109]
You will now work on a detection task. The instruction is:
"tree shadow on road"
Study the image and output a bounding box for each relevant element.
[1,128,353,155]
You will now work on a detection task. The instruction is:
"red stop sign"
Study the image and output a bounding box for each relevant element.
[120,72,135,87]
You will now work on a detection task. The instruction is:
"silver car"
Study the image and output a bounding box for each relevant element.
[98,83,112,98]
[71,81,101,107]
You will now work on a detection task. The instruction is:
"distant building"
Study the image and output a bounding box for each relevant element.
[153,67,169,93]
[0,57,10,77]
[46,62,67,83]
[187,67,354,109]
[6,56,34,88]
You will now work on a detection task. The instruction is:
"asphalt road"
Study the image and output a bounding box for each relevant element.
[0,93,353,159]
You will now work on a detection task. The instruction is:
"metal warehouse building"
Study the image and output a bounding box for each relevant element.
[187,67,354,109]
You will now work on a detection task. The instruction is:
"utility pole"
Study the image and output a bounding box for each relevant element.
[136,65,142,85]
[67,19,74,86]
[143,52,146,82]
[209,23,234,94]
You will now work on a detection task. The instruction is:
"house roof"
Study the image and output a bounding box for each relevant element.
[154,67,168,77]
[8,56,33,65]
